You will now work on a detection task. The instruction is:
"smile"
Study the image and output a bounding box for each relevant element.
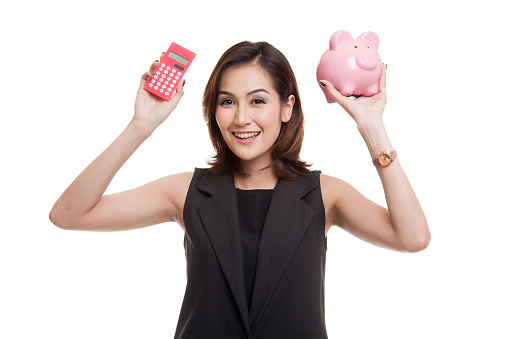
[232,131,261,144]
[232,131,261,140]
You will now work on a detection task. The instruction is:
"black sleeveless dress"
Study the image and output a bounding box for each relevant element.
[236,188,273,311]
[175,168,328,339]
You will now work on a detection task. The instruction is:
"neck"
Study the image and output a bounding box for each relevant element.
[234,158,277,190]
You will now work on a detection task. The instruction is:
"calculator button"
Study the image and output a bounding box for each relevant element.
[164,81,168,85]
[151,79,156,83]
[172,80,176,84]
[161,63,165,67]
[159,67,163,71]
[161,74,166,78]
[154,86,158,90]
[156,71,160,75]
[154,75,158,79]
[157,83,161,86]
[171,69,176,73]
[159,89,164,93]
[170,84,174,87]
[166,66,171,70]
[168,73,173,77]
[148,83,153,87]
[177,72,182,76]
[175,76,179,80]
[162,85,166,89]
[164,70,168,74]
[165,92,169,96]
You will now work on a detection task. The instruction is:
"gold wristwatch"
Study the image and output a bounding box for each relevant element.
[373,150,397,167]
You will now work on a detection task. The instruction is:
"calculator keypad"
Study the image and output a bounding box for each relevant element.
[146,65,184,100]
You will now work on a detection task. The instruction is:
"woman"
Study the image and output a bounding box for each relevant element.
[50,41,430,339]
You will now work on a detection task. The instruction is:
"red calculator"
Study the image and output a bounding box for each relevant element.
[144,42,196,101]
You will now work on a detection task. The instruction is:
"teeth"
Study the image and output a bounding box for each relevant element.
[234,132,260,139]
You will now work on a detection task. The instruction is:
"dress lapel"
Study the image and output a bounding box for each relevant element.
[195,170,251,335]
[249,173,318,328]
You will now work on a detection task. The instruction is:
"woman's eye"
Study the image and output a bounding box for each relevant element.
[252,98,266,105]
[220,99,235,106]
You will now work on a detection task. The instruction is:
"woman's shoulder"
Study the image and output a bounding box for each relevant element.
[161,171,195,184]
[158,171,195,200]
[318,172,354,206]
[292,170,345,187]
[318,172,349,186]
[173,167,212,185]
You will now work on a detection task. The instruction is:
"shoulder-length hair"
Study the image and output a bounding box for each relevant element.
[202,41,311,180]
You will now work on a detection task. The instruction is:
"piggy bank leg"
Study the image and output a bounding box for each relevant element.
[364,83,380,97]
[340,84,354,97]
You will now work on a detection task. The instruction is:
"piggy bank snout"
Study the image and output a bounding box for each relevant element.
[355,51,378,71]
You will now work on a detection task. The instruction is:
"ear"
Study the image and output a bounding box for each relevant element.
[329,30,354,50]
[356,31,379,50]
[281,95,295,123]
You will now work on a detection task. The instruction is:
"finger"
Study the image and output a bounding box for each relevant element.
[170,79,185,104]
[378,64,387,95]
[319,80,349,108]
[149,59,160,73]
[152,52,164,70]
[175,79,185,95]
[141,70,155,81]
[141,58,161,85]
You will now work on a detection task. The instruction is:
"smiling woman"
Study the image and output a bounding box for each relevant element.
[215,64,295,173]
[202,41,309,180]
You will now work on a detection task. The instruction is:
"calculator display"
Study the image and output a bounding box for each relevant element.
[168,51,189,65]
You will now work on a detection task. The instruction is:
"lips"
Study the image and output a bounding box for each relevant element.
[231,131,261,145]
[232,131,261,140]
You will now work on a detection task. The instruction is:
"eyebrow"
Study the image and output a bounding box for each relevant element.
[218,89,270,96]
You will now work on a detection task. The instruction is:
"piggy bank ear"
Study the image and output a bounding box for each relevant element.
[329,30,354,50]
[356,31,379,50]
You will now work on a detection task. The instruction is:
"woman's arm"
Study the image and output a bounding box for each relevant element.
[319,66,430,252]
[49,57,190,231]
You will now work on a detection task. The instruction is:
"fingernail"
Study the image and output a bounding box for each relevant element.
[385,64,388,69]
[155,60,159,63]
[182,79,186,88]
[319,80,326,88]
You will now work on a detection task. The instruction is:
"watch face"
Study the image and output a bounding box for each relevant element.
[379,153,391,166]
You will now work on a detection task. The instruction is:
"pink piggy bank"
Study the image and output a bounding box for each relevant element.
[317,30,382,103]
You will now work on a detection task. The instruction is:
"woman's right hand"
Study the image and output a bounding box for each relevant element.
[133,52,186,133]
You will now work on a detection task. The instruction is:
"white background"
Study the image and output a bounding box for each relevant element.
[1,0,508,338]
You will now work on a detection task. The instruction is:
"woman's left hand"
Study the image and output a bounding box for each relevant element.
[319,65,387,125]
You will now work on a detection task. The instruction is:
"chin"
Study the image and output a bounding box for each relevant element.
[231,150,258,162]
[234,148,273,164]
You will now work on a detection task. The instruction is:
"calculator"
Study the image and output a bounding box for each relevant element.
[144,42,196,101]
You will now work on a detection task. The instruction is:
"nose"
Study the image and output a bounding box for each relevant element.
[355,51,378,71]
[233,104,252,126]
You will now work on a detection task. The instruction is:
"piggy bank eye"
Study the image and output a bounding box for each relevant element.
[354,46,358,48]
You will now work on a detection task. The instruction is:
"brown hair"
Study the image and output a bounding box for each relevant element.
[202,41,311,180]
